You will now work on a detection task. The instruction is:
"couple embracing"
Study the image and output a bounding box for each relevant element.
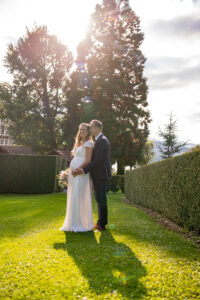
[60,120,111,232]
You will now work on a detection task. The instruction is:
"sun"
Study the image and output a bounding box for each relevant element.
[27,0,99,55]
[0,0,101,83]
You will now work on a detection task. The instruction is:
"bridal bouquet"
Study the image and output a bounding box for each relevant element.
[57,169,69,189]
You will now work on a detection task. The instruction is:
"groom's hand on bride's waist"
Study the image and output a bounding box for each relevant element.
[72,168,84,176]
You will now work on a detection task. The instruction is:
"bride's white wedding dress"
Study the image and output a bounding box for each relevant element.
[60,140,94,232]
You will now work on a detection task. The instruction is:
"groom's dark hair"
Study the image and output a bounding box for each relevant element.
[91,119,103,130]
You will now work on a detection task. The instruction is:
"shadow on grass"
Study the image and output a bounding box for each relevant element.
[112,205,200,260]
[54,230,147,298]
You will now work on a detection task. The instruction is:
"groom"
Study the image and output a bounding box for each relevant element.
[72,119,111,231]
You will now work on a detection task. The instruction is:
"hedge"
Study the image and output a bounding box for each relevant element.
[125,149,200,232]
[0,154,68,194]
[109,175,124,193]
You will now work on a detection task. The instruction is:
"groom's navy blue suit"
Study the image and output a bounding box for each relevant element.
[83,133,111,227]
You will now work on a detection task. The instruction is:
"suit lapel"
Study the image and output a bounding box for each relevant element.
[93,134,103,155]
[95,134,103,145]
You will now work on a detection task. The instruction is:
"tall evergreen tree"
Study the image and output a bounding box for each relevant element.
[76,0,151,173]
[0,25,73,153]
[158,112,188,159]
[62,71,89,149]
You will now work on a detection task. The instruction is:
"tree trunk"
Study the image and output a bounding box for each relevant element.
[117,160,124,175]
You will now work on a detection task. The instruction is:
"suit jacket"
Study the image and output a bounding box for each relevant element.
[83,133,111,181]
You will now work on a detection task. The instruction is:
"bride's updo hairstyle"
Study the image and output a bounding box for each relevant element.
[71,123,92,154]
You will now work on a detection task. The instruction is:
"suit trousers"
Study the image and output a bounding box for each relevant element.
[92,178,109,226]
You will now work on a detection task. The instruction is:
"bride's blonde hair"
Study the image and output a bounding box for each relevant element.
[71,123,92,154]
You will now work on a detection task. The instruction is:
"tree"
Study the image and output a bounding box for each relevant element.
[61,68,98,150]
[137,140,154,165]
[189,145,200,152]
[76,0,151,173]
[158,112,188,159]
[0,25,73,153]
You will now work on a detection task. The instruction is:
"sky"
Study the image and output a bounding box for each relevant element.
[0,0,199,144]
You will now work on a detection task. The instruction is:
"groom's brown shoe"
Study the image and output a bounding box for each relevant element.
[93,224,106,231]
[98,226,106,231]
[93,224,100,230]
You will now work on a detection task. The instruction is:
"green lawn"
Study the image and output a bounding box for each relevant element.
[0,192,199,299]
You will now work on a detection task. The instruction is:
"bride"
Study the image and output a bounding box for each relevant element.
[60,123,94,232]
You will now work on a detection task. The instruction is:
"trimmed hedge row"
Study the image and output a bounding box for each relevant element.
[125,149,200,232]
[0,154,68,194]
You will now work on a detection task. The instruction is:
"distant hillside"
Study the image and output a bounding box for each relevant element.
[150,141,197,163]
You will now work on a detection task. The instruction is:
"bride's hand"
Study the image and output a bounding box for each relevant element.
[72,168,83,176]
[72,168,78,176]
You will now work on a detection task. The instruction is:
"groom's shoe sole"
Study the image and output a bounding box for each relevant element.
[93,225,106,231]
[99,226,106,231]
[93,224,106,231]
[98,226,106,231]
[93,224,100,230]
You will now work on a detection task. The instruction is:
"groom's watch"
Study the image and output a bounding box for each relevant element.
[81,168,85,174]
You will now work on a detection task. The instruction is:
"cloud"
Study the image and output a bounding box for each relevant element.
[151,14,200,38]
[187,112,200,123]
[146,56,189,71]
[2,36,18,44]
[148,64,200,89]
[145,55,200,90]
[0,0,10,7]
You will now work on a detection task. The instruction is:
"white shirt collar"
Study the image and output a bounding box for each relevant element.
[95,132,102,141]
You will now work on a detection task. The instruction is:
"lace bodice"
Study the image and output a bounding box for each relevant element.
[74,140,94,158]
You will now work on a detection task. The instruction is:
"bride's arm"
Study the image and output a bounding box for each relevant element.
[76,147,93,169]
